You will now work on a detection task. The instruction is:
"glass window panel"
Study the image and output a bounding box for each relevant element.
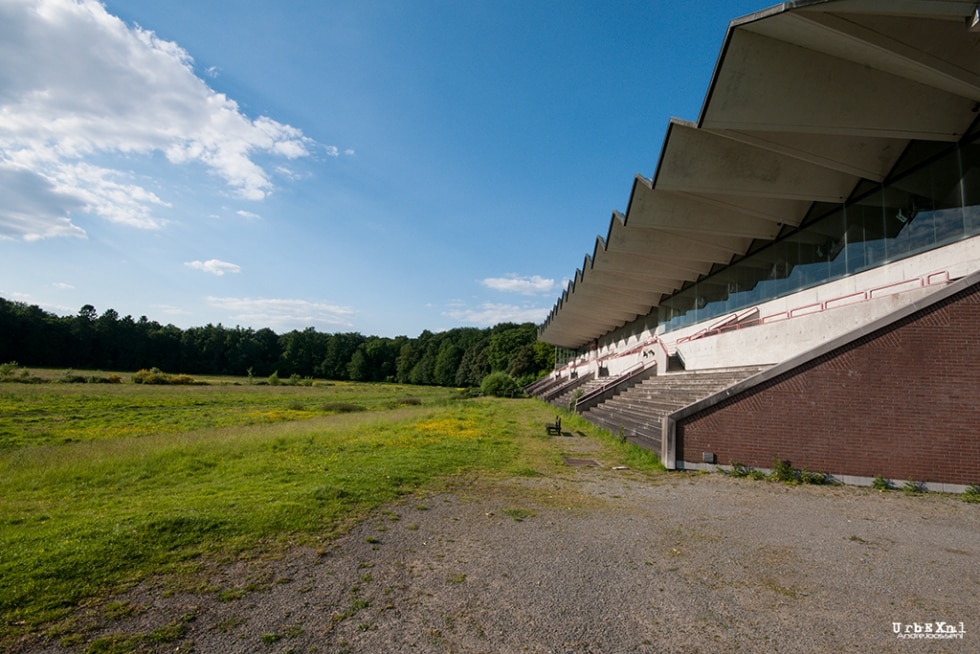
[655,138,980,335]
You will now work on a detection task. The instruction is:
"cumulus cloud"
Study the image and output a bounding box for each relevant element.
[444,302,550,326]
[0,0,312,240]
[236,209,261,220]
[324,145,355,158]
[0,166,87,240]
[206,296,356,331]
[185,259,242,276]
[481,274,556,295]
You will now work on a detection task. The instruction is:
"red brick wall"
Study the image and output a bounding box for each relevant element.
[676,283,980,485]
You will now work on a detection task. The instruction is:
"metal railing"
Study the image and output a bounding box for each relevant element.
[575,361,657,413]
[675,270,950,344]
[541,371,595,403]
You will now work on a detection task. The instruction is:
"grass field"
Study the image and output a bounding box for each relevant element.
[0,375,662,646]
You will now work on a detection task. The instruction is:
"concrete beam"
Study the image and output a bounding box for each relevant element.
[702,29,977,140]
[606,224,752,263]
[627,183,783,240]
[656,122,857,202]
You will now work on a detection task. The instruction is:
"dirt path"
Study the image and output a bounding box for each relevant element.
[24,436,979,653]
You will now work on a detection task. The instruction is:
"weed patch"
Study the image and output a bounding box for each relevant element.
[322,402,367,414]
[502,508,534,522]
[903,478,924,495]
[872,475,892,491]
[725,458,830,485]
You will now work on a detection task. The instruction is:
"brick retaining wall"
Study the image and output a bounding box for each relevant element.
[675,283,980,486]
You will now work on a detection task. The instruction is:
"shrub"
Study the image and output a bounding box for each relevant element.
[321,402,367,414]
[962,484,980,503]
[60,369,89,384]
[479,372,521,398]
[770,456,799,484]
[101,374,123,384]
[799,469,829,485]
[133,368,199,385]
[0,361,21,381]
[0,362,43,383]
[871,474,891,491]
[728,462,751,478]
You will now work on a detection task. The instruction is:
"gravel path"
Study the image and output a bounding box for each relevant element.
[23,436,979,653]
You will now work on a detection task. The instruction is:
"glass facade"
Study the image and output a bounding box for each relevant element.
[656,136,980,334]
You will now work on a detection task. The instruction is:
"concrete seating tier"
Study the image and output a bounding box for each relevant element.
[582,366,766,456]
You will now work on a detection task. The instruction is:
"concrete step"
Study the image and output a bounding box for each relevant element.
[582,409,662,455]
[581,365,768,459]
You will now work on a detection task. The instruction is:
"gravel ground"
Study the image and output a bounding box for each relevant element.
[20,435,979,653]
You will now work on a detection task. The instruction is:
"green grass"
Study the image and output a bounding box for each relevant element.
[0,380,661,646]
[0,378,450,448]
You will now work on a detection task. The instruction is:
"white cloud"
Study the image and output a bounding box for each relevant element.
[0,0,312,240]
[185,259,242,276]
[206,296,356,331]
[53,282,75,290]
[481,274,556,295]
[0,289,33,301]
[236,209,261,220]
[444,302,549,326]
[151,304,192,319]
[0,165,87,240]
[324,145,355,158]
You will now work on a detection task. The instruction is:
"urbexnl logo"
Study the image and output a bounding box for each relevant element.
[893,621,965,640]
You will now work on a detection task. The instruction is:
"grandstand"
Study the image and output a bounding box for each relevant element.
[530,0,980,491]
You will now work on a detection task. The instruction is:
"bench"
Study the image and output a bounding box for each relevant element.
[546,416,562,436]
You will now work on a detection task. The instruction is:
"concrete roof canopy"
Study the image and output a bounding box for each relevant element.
[539,0,980,350]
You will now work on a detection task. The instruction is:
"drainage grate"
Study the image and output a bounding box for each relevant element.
[562,457,601,467]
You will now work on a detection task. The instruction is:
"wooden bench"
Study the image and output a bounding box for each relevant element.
[546,416,562,436]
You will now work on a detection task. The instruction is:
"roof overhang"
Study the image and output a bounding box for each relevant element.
[539,0,980,350]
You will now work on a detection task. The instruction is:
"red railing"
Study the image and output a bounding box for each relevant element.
[674,270,949,344]
[575,360,656,412]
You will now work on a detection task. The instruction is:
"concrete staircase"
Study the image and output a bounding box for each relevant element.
[582,366,766,456]
[547,378,606,412]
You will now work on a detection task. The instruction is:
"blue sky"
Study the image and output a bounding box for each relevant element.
[0,0,765,337]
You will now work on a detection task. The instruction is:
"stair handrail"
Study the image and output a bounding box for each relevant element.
[575,361,657,413]
[541,371,595,403]
[524,370,568,395]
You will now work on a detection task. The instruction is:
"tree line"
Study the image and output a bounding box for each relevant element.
[0,298,555,387]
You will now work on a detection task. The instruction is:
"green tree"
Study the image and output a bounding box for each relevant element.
[433,340,463,387]
[347,348,369,381]
[456,339,490,387]
[319,332,365,380]
[486,323,538,373]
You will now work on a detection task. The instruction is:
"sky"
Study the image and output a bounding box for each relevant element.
[0,0,767,338]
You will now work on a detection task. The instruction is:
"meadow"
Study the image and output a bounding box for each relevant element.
[0,374,661,646]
